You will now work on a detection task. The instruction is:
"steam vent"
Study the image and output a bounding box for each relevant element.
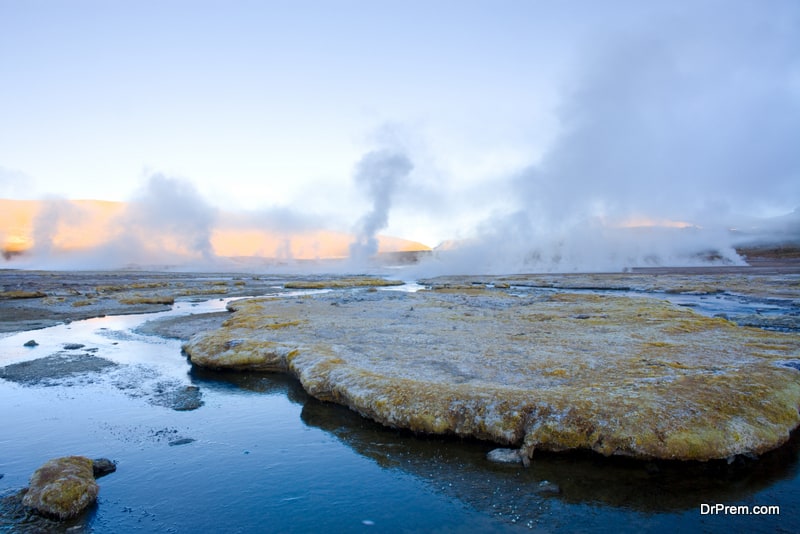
[184,280,800,462]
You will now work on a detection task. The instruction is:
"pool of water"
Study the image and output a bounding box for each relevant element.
[1,291,799,532]
[510,285,800,331]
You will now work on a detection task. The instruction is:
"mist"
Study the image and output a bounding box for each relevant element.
[2,2,798,276]
[30,197,86,259]
[8,175,221,270]
[121,174,218,264]
[413,1,800,275]
[2,171,422,273]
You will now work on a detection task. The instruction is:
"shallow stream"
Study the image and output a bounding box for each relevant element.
[1,288,799,532]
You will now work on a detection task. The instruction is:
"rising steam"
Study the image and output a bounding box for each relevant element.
[349,150,414,264]
[122,173,218,264]
[414,3,798,275]
[31,197,86,259]
[4,175,220,270]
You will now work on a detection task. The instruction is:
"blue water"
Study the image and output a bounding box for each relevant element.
[511,285,799,331]
[1,291,799,532]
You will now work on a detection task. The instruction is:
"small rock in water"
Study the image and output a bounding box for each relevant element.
[486,448,524,465]
[63,343,85,350]
[536,480,561,495]
[149,383,204,411]
[92,458,117,478]
[23,339,39,347]
[0,354,118,386]
[22,456,99,519]
[168,438,196,446]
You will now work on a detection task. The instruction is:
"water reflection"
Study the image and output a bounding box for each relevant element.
[3,286,799,532]
[191,368,800,520]
[189,366,310,405]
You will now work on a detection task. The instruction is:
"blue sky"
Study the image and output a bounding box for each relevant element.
[1,0,798,254]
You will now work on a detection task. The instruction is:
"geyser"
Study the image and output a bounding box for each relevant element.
[349,149,414,264]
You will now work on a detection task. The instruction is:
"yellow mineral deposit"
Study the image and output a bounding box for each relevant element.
[283,277,405,289]
[22,456,99,519]
[0,290,47,299]
[183,286,800,462]
[118,295,176,305]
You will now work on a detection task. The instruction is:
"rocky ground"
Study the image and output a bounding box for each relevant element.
[0,270,322,333]
[183,276,800,462]
[3,262,800,465]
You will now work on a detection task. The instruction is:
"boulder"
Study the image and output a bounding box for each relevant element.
[183,288,800,462]
[91,458,117,478]
[22,456,99,519]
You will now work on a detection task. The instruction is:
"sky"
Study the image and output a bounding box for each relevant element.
[1,0,799,272]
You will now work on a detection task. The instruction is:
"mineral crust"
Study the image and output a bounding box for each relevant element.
[183,288,800,461]
[22,456,99,519]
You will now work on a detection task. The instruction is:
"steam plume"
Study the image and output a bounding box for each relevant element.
[417,3,798,275]
[31,197,86,259]
[349,150,414,264]
[122,173,218,263]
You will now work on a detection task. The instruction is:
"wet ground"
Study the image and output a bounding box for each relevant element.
[1,266,799,532]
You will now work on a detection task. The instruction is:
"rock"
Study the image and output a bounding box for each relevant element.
[536,480,561,495]
[168,385,203,411]
[63,343,85,350]
[184,332,296,372]
[0,490,30,527]
[92,458,117,478]
[487,448,525,465]
[22,456,99,519]
[0,354,118,386]
[149,382,204,411]
[23,339,38,347]
[168,438,196,446]
[183,288,800,461]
